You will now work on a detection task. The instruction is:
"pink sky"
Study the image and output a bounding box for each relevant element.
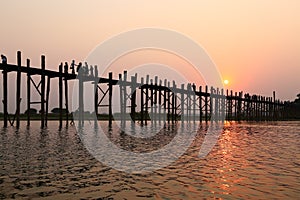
[0,0,299,112]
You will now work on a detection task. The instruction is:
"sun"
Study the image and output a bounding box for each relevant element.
[224,79,229,85]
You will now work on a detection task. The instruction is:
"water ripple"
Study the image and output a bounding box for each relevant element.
[0,121,299,199]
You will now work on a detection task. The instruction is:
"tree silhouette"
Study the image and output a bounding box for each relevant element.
[24,108,37,115]
[295,93,300,103]
[51,108,68,114]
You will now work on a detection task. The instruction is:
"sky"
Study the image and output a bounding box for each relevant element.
[0,0,299,112]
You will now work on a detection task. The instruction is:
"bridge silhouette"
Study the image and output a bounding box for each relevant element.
[0,51,285,129]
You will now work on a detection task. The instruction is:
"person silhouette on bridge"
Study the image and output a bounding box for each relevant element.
[84,62,89,76]
[90,65,94,76]
[70,60,76,74]
[76,62,82,73]
[1,54,7,64]
[64,62,69,73]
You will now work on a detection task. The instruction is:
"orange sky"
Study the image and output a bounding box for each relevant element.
[0,0,299,112]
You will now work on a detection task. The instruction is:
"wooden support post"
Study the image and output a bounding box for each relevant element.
[273,91,276,120]
[244,94,247,121]
[181,84,185,123]
[205,86,208,123]
[245,94,248,121]
[269,97,272,120]
[210,87,214,122]
[2,64,8,128]
[187,84,191,122]
[248,95,252,120]
[226,90,229,120]
[237,92,243,121]
[78,67,84,127]
[94,67,98,125]
[158,80,162,123]
[59,64,63,129]
[256,96,259,121]
[230,90,233,121]
[257,96,260,121]
[119,74,123,124]
[145,75,149,125]
[250,95,254,120]
[254,95,258,121]
[163,79,167,123]
[167,82,171,124]
[174,82,177,123]
[266,97,269,120]
[199,86,202,123]
[261,96,264,121]
[249,94,252,121]
[108,72,113,128]
[45,76,51,127]
[171,82,176,124]
[252,95,255,120]
[262,96,265,121]
[215,88,219,122]
[27,59,30,126]
[251,94,254,121]
[40,55,46,128]
[140,77,144,125]
[259,96,262,121]
[243,93,246,121]
[119,72,126,126]
[150,79,154,122]
[192,84,196,123]
[234,92,238,121]
[119,73,124,125]
[154,76,158,124]
[130,75,137,123]
[122,71,127,125]
[16,51,21,128]
[64,66,69,126]
[221,89,225,122]
[267,97,271,121]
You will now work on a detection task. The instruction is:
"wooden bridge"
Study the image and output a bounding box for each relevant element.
[0,51,285,129]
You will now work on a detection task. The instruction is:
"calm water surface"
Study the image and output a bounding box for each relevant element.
[0,121,299,199]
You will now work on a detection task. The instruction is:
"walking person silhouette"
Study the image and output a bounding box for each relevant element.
[1,54,7,64]
[70,60,76,74]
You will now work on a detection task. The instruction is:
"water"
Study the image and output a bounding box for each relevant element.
[0,121,299,199]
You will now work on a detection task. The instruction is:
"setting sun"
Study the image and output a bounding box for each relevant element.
[224,79,229,85]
